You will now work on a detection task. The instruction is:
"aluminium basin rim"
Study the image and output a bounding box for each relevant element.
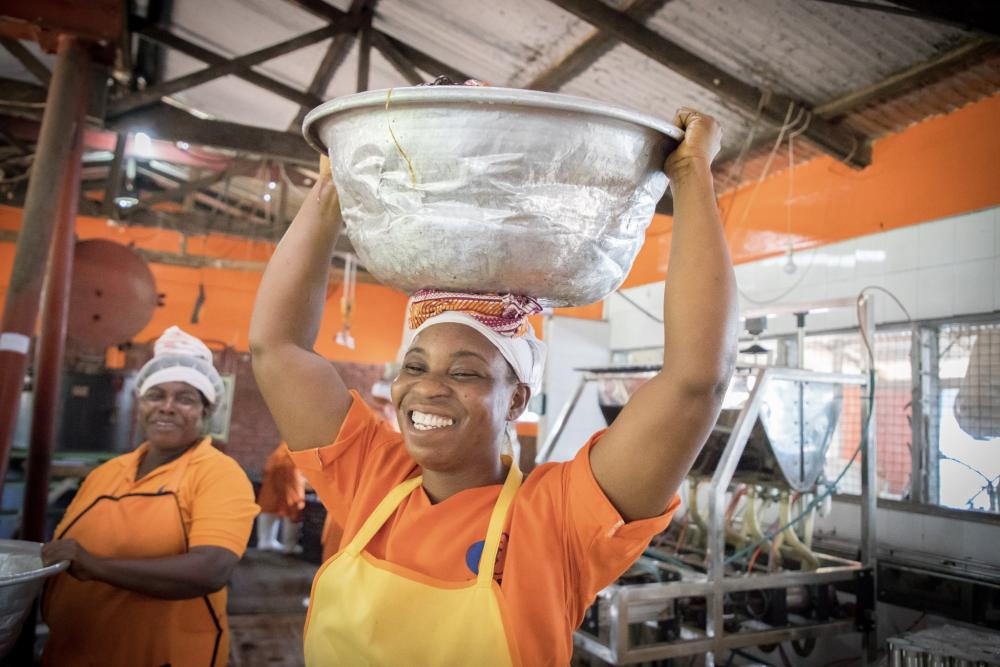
[301,86,684,155]
[0,538,69,588]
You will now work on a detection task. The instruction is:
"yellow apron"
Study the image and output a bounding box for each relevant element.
[304,458,523,666]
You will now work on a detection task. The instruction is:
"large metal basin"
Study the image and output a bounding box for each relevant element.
[303,87,682,306]
[0,539,67,658]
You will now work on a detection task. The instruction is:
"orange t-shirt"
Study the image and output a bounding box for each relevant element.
[54,437,259,557]
[289,391,678,666]
[257,443,306,521]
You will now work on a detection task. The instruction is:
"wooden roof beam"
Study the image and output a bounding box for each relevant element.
[131,19,323,110]
[0,38,51,86]
[108,103,316,164]
[283,0,468,81]
[544,0,871,167]
[371,32,423,85]
[109,19,363,117]
[527,0,672,91]
[286,0,379,130]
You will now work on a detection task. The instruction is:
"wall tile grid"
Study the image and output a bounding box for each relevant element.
[611,205,999,350]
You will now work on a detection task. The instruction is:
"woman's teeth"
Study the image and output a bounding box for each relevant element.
[411,410,454,431]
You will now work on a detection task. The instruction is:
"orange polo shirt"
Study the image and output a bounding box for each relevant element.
[44,438,258,667]
[53,437,259,556]
[289,391,678,666]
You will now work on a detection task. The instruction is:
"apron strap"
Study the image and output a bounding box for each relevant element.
[477,457,522,588]
[344,476,423,556]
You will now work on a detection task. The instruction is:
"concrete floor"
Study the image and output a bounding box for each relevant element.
[227,549,317,667]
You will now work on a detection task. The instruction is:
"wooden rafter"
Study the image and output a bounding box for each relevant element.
[132,20,322,110]
[109,20,363,116]
[139,167,233,207]
[108,103,316,164]
[714,37,1000,170]
[283,0,468,81]
[544,0,871,167]
[527,0,672,91]
[813,38,1000,120]
[357,14,373,92]
[286,0,379,130]
[371,32,423,85]
[0,38,51,86]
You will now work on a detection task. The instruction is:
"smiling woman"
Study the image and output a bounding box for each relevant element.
[39,326,259,667]
[249,107,737,666]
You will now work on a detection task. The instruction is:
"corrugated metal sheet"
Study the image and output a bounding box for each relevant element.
[845,55,1000,137]
[640,0,970,104]
[1,0,996,193]
[86,0,1000,152]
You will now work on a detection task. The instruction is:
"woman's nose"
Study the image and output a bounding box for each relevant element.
[411,373,451,398]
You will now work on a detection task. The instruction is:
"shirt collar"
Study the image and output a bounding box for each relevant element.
[120,436,213,482]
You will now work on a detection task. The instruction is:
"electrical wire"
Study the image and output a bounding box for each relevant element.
[733,105,825,306]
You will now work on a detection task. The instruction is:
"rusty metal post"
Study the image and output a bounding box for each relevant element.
[0,36,91,498]
[19,76,89,542]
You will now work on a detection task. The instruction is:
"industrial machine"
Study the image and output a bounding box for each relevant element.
[540,299,879,666]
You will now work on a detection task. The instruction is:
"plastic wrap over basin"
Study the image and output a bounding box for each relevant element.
[303,87,682,306]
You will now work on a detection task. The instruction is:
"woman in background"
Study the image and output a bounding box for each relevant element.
[41,326,258,667]
[256,443,306,552]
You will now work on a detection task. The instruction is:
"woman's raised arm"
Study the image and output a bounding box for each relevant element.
[249,160,353,451]
[589,109,739,522]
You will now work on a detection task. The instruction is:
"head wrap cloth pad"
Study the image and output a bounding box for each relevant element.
[136,326,224,410]
[405,290,546,395]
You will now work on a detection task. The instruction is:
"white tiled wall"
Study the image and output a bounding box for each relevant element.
[609,205,1000,349]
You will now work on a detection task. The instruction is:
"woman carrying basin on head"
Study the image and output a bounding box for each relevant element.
[249,108,737,666]
[41,326,258,667]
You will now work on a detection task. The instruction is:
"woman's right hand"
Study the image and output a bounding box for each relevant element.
[664,108,722,180]
[42,539,100,581]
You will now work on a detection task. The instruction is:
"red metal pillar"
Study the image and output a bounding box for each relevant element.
[19,76,89,542]
[0,35,91,498]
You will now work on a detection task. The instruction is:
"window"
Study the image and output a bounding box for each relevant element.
[805,330,913,500]
[936,323,1000,512]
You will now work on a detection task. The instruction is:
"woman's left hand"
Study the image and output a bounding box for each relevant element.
[42,539,101,581]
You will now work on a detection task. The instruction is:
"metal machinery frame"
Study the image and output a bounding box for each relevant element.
[541,297,879,665]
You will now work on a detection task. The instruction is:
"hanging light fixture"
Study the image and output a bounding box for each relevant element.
[114,156,139,209]
[335,253,357,350]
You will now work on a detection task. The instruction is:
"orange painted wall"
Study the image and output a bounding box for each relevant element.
[623,92,1000,287]
[6,93,996,353]
[0,206,408,363]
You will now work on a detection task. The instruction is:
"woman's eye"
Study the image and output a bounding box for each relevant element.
[404,364,425,373]
[452,370,480,378]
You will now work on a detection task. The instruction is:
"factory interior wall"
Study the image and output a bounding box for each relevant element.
[609,207,999,543]
[538,316,611,462]
[621,91,1000,289]
[0,205,410,364]
[609,203,1000,351]
[0,226,603,368]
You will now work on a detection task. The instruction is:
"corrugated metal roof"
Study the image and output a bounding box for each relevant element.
[640,0,970,104]
[1,0,996,217]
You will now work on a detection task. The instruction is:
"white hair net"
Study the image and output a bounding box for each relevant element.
[136,326,224,412]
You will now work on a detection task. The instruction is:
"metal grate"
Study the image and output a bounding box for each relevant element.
[937,323,1000,512]
[806,330,913,499]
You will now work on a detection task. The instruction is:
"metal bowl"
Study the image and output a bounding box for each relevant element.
[303,87,682,306]
[0,539,68,658]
